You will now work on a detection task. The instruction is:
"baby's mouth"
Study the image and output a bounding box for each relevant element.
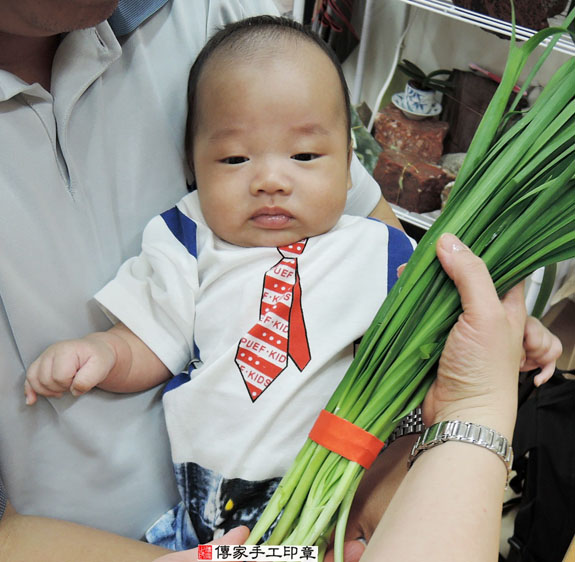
[251,207,294,228]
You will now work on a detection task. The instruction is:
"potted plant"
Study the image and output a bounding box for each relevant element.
[395,59,454,116]
[398,59,454,93]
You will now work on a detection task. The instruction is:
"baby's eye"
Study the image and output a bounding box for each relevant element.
[291,153,320,161]
[221,156,249,164]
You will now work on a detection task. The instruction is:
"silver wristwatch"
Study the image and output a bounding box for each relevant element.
[388,407,424,445]
[407,420,513,478]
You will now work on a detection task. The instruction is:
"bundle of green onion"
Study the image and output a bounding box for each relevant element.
[247,13,575,561]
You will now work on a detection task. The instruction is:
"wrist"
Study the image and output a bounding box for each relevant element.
[85,330,132,386]
[408,420,513,482]
[431,405,516,443]
[84,332,119,362]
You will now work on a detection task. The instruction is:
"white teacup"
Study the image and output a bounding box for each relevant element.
[404,82,436,114]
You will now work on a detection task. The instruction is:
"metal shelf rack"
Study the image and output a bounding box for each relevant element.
[396,0,575,57]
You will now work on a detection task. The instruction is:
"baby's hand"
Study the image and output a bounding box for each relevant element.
[520,316,563,387]
[25,336,117,405]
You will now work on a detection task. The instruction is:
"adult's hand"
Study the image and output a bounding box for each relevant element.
[360,234,528,562]
[332,234,529,560]
[153,527,250,562]
[324,539,366,562]
[423,233,527,439]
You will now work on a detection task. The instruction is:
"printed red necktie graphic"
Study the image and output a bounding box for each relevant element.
[235,240,311,401]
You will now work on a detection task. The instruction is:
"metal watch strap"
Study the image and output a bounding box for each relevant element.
[388,407,424,445]
[407,420,513,478]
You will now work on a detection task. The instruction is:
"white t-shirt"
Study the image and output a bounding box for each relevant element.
[95,191,414,546]
[0,0,382,538]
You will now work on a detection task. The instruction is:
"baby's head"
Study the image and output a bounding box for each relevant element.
[186,16,353,248]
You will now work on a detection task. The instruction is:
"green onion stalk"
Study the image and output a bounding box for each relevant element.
[246,12,575,561]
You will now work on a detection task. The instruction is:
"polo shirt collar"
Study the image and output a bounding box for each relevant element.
[51,21,121,100]
[0,70,50,102]
[0,21,121,103]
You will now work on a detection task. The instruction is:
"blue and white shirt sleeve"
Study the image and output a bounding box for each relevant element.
[95,204,201,375]
[365,217,416,291]
[385,225,416,290]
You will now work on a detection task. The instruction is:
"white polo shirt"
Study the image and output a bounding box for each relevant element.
[0,0,381,539]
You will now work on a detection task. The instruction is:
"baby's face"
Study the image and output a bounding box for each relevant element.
[191,41,351,248]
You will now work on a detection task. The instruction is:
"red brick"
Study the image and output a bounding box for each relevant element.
[374,104,449,164]
[373,149,454,213]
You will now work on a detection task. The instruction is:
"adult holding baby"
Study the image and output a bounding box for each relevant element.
[0,0,399,555]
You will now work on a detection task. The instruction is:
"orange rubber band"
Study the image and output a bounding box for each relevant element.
[308,410,384,469]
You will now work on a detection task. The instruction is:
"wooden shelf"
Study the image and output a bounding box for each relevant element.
[397,0,575,57]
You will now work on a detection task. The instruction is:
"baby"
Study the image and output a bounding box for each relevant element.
[25,15,560,551]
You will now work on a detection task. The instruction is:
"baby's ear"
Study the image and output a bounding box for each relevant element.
[185,152,195,187]
[347,142,353,190]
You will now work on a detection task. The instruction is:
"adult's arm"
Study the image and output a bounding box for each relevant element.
[1,466,167,562]
[0,499,169,562]
[361,233,525,562]
[0,475,247,562]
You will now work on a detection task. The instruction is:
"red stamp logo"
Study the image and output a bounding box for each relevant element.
[198,544,212,560]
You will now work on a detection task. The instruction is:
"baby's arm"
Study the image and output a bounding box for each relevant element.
[520,316,563,386]
[25,323,170,405]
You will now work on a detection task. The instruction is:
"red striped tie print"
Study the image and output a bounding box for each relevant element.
[235,240,311,401]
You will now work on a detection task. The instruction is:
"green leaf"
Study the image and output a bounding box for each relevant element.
[419,343,437,360]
